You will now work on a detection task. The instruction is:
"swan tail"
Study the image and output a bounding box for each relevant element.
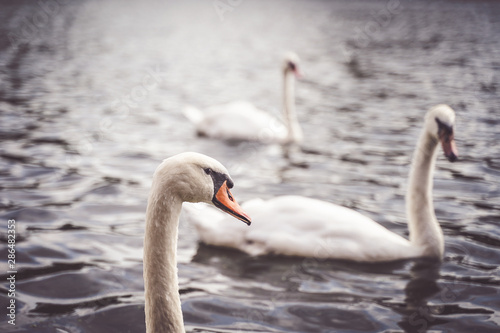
[183,105,204,125]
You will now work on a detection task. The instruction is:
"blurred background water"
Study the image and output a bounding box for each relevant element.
[0,0,499,332]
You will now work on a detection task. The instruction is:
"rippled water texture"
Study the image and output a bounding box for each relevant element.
[0,0,499,332]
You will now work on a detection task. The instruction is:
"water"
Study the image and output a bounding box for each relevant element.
[0,0,499,332]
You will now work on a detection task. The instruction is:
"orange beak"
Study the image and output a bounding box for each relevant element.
[213,181,251,225]
[439,133,458,162]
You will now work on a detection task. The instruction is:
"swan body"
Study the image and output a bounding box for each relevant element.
[184,101,288,142]
[184,53,303,145]
[187,105,458,262]
[143,152,250,333]
[186,196,419,261]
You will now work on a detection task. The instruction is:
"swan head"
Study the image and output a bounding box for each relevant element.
[154,152,251,225]
[425,104,458,162]
[283,52,301,77]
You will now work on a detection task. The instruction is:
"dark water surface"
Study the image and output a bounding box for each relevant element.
[0,0,499,332]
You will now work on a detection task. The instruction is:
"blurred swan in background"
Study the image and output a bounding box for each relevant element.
[184,52,303,145]
[186,105,458,262]
[143,152,250,333]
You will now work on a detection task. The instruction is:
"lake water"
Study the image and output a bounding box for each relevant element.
[0,0,499,332]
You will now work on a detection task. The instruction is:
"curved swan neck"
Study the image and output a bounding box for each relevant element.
[144,186,184,333]
[406,129,444,258]
[282,70,302,144]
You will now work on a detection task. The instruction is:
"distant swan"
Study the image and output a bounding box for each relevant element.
[184,52,303,145]
[186,105,458,262]
[143,152,251,333]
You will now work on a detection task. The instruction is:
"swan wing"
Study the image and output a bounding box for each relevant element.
[183,105,204,125]
[191,101,287,142]
[190,196,419,262]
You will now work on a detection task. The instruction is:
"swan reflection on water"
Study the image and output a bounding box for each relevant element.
[191,245,489,333]
[399,260,444,333]
[190,245,453,332]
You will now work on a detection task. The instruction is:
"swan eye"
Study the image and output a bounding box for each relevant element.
[288,62,296,71]
[435,117,453,137]
[226,188,234,202]
[204,168,212,175]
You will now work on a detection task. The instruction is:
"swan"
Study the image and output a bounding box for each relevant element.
[143,152,251,333]
[184,52,303,145]
[185,105,458,262]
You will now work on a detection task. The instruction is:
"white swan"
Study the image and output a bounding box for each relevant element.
[186,105,458,262]
[184,52,303,145]
[143,152,251,333]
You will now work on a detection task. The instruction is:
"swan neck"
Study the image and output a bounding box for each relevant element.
[406,129,444,258]
[282,70,301,144]
[144,186,184,333]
